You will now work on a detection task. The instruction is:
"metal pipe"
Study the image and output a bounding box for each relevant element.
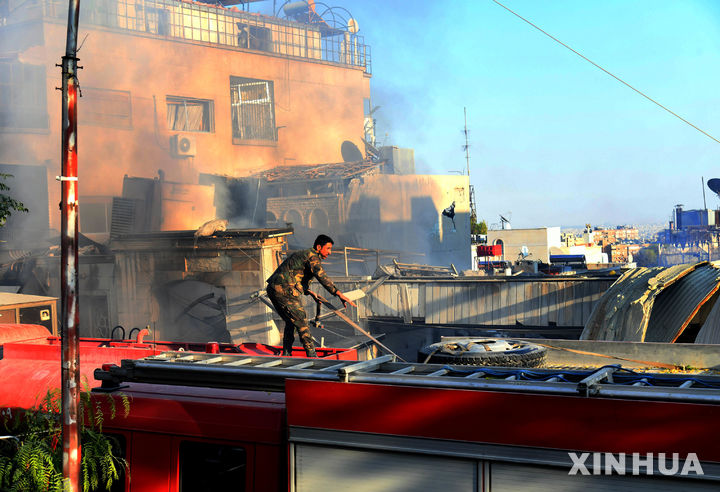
[60,0,81,488]
[344,246,349,276]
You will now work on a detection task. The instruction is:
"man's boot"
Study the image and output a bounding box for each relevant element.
[282,338,293,356]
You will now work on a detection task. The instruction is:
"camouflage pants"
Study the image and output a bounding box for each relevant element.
[266,285,317,357]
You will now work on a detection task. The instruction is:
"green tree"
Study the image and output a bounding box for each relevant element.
[634,244,659,267]
[0,389,129,491]
[0,173,28,227]
[471,217,487,235]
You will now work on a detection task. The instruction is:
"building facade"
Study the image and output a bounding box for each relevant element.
[1,0,371,235]
[486,227,562,264]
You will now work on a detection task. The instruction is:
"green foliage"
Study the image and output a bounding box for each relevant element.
[635,244,659,267]
[471,217,488,235]
[0,387,129,492]
[0,173,28,227]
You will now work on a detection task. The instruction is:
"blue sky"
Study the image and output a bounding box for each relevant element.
[263,1,720,228]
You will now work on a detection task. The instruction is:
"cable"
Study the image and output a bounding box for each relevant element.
[491,0,720,144]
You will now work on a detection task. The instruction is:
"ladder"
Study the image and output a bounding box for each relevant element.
[94,352,720,403]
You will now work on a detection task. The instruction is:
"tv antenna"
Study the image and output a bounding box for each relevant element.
[463,107,478,227]
[500,213,511,230]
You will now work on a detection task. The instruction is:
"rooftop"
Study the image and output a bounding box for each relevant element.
[252,160,382,183]
[10,0,371,72]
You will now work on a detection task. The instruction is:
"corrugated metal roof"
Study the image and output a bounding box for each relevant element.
[252,161,382,183]
[696,293,720,344]
[645,263,720,342]
[580,262,703,341]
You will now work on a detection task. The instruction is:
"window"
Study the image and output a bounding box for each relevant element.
[179,440,246,491]
[0,61,48,130]
[236,23,272,52]
[81,88,132,128]
[494,239,504,258]
[146,7,171,35]
[230,76,276,143]
[167,96,214,132]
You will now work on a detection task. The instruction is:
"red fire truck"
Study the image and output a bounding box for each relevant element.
[0,323,359,409]
[92,351,720,492]
[3,323,720,491]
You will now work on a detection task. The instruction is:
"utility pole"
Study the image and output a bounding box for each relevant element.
[60,0,81,488]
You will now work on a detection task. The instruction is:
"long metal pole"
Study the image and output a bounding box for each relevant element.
[60,0,81,488]
[463,107,470,177]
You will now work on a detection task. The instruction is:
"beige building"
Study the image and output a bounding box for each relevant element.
[486,227,561,263]
[345,174,471,269]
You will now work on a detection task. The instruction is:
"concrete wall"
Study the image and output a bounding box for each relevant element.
[344,175,471,270]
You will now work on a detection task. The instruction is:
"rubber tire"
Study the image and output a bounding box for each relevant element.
[418,339,547,368]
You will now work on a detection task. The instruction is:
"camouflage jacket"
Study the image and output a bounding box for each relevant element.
[266,249,338,297]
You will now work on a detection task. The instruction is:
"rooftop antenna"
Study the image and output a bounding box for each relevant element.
[463,107,478,227]
[463,107,470,177]
[500,214,511,230]
[702,176,707,209]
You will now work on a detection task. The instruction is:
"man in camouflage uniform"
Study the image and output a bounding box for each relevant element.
[266,234,356,357]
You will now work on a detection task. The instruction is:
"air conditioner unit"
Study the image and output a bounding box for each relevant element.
[170,134,196,157]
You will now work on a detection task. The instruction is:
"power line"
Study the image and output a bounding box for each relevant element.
[491,0,720,145]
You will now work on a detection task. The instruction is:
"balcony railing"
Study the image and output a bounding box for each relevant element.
[19,0,371,73]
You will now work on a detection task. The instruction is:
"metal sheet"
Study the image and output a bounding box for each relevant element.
[696,291,720,344]
[491,462,719,492]
[645,264,720,342]
[294,444,476,492]
[581,263,702,341]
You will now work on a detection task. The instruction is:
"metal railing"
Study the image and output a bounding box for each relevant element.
[32,0,371,72]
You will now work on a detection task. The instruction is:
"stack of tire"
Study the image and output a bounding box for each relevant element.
[418,338,547,368]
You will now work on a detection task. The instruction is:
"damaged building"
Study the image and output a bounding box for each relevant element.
[1,0,372,238]
[0,0,470,343]
[247,159,471,268]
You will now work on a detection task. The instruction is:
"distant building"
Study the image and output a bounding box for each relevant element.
[657,205,720,266]
[593,226,640,245]
[605,243,644,263]
[486,227,562,263]
[671,206,718,230]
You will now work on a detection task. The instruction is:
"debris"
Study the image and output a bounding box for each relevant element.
[442,200,456,229]
[193,219,228,248]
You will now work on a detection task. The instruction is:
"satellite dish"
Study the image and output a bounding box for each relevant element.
[520,246,529,257]
[347,18,359,33]
[708,178,720,195]
[341,140,364,162]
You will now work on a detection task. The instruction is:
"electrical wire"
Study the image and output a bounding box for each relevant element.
[491,0,720,144]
